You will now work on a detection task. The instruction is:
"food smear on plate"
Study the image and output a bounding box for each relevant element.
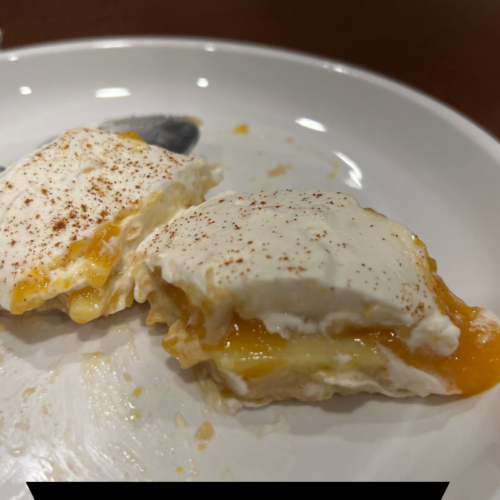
[267,163,292,178]
[173,411,188,429]
[133,189,500,409]
[328,161,340,179]
[194,422,215,441]
[0,126,221,324]
[233,124,249,134]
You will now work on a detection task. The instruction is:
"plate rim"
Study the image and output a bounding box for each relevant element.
[1,36,500,487]
[2,35,500,165]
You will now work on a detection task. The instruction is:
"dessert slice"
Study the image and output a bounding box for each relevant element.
[0,126,220,323]
[133,189,500,406]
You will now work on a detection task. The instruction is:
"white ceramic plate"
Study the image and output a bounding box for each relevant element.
[1,38,500,493]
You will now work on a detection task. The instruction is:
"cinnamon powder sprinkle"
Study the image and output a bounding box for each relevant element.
[139,189,433,319]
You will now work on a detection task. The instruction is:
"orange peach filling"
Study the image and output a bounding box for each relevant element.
[11,219,125,322]
[161,267,500,396]
[376,275,500,395]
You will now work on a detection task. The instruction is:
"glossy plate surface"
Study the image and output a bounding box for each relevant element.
[1,38,500,494]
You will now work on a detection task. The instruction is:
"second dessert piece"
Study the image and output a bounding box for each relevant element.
[133,189,500,406]
[0,126,219,323]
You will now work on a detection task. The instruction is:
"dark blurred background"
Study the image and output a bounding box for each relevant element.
[2,0,500,138]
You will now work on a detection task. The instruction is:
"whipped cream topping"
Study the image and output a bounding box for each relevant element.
[0,126,217,311]
[135,189,460,355]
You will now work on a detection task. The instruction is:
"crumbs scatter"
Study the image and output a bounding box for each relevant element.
[194,422,215,441]
[173,411,188,429]
[267,164,292,178]
[328,161,340,179]
[22,387,36,399]
[233,124,249,134]
[130,410,142,421]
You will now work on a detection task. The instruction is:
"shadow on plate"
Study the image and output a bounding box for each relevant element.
[163,352,483,440]
[0,303,151,368]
